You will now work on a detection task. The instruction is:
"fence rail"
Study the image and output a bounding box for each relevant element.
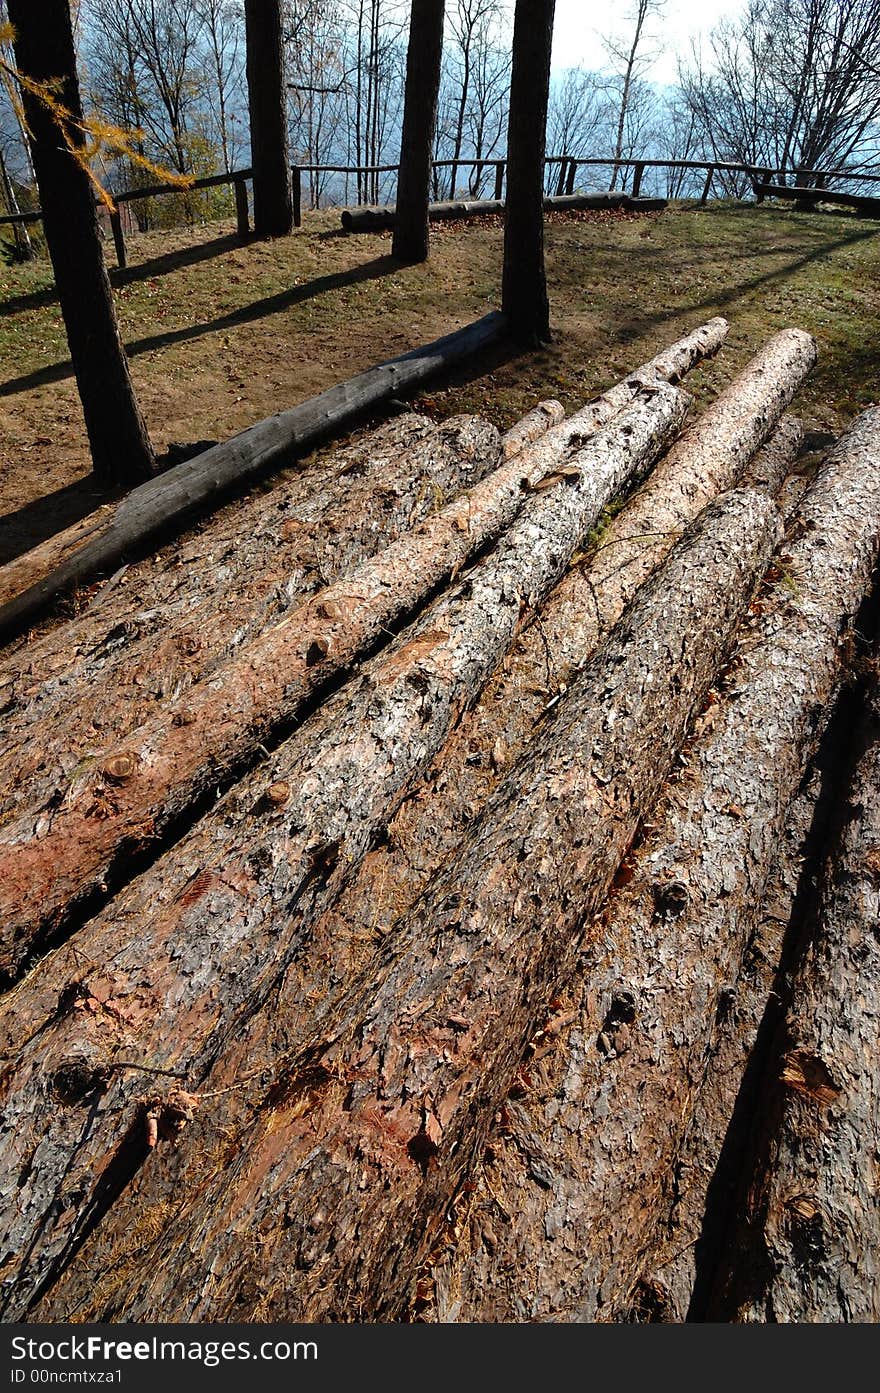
[2,154,877,269]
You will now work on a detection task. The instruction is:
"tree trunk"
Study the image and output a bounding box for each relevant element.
[0,313,508,644]
[440,411,880,1322]
[392,0,445,263]
[0,386,691,1319]
[6,0,155,489]
[0,146,34,260]
[501,400,564,457]
[740,415,804,493]
[0,384,688,983]
[634,700,851,1322]
[578,330,815,639]
[709,676,880,1323]
[244,0,292,237]
[28,487,781,1323]
[501,0,556,346]
[0,415,502,825]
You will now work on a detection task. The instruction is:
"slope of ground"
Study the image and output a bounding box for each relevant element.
[0,199,877,561]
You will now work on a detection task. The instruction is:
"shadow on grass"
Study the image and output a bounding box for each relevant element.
[0,254,399,398]
[0,232,251,320]
[0,475,125,567]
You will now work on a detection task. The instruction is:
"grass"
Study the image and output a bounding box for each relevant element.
[0,198,878,553]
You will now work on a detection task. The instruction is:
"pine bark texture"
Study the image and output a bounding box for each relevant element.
[21,486,781,1323]
[0,385,689,980]
[6,0,155,488]
[501,0,556,345]
[244,0,292,236]
[0,386,690,1318]
[501,401,565,458]
[392,0,446,263]
[637,714,844,1322]
[439,410,880,1322]
[0,313,507,643]
[710,679,880,1323]
[0,415,501,830]
[578,330,815,640]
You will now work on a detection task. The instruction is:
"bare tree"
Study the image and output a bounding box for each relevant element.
[605,0,665,189]
[198,0,242,174]
[679,0,880,185]
[7,0,155,486]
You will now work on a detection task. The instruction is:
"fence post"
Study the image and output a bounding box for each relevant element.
[631,161,645,197]
[815,170,827,190]
[109,205,127,270]
[700,165,715,204]
[292,165,302,227]
[494,160,505,201]
[234,176,249,238]
[554,158,568,198]
[565,159,577,195]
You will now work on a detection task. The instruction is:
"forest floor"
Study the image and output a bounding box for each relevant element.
[1,198,878,563]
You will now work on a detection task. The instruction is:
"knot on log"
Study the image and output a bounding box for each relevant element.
[652,878,690,919]
[51,1057,112,1106]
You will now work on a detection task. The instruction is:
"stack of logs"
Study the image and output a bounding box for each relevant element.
[0,314,878,1324]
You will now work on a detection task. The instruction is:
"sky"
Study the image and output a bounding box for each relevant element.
[550,0,740,86]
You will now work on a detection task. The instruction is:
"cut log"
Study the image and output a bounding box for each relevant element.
[635,707,848,1323]
[0,415,503,826]
[501,400,565,458]
[435,410,880,1322]
[709,678,880,1323]
[754,180,880,219]
[0,313,507,644]
[341,191,666,232]
[580,330,815,640]
[26,486,781,1323]
[0,386,692,1319]
[0,399,557,619]
[0,322,729,976]
[740,415,804,492]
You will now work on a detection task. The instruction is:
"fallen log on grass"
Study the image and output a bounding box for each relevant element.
[0,386,691,1318]
[439,411,880,1322]
[709,677,880,1323]
[342,191,666,232]
[0,322,729,978]
[34,487,782,1323]
[754,181,880,219]
[0,313,507,645]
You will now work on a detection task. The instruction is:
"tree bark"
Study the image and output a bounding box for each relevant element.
[0,313,507,644]
[501,400,565,457]
[709,677,880,1323]
[6,0,155,489]
[439,410,880,1322]
[0,385,688,983]
[244,0,292,237]
[28,487,780,1323]
[740,415,804,493]
[634,704,849,1322]
[0,386,690,1319]
[392,0,445,263]
[0,415,502,827]
[502,0,556,346]
[579,330,815,638]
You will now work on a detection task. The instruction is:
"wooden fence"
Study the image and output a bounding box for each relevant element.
[2,154,878,269]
